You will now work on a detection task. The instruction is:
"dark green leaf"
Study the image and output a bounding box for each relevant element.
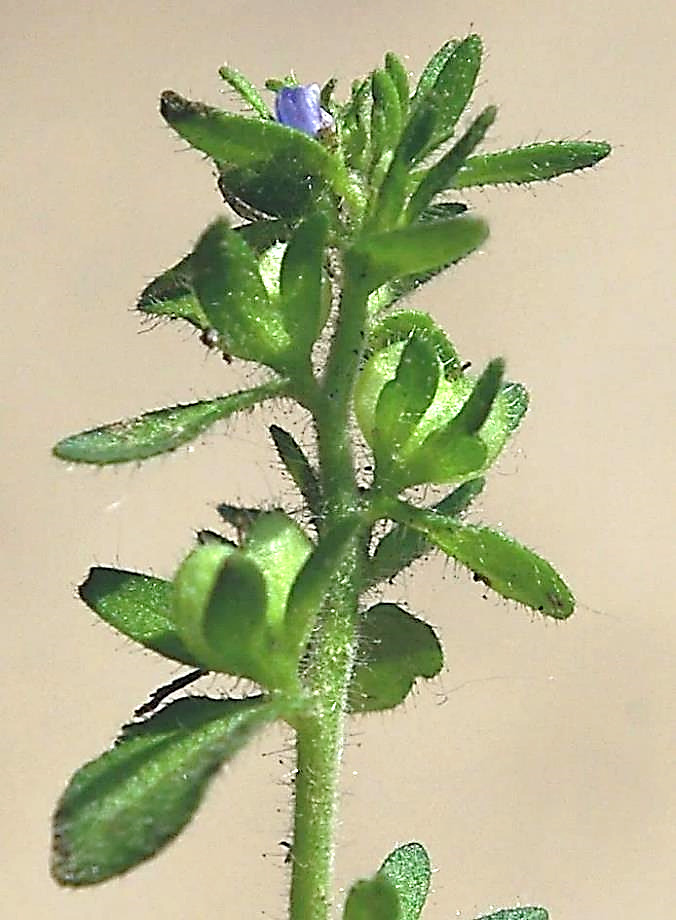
[320,77,338,110]
[349,604,442,712]
[454,140,611,187]
[342,77,372,173]
[401,431,486,487]
[51,697,277,886]
[53,384,285,464]
[78,567,198,666]
[191,219,290,367]
[217,64,272,119]
[160,91,340,205]
[406,105,497,220]
[398,508,575,618]
[344,875,401,920]
[216,502,264,537]
[349,215,488,293]
[446,358,504,435]
[365,478,485,588]
[379,842,431,920]
[374,334,439,468]
[368,309,461,378]
[475,910,549,920]
[136,252,206,329]
[422,34,483,149]
[269,424,322,518]
[279,212,330,356]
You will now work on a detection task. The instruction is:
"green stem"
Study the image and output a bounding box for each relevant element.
[289,264,370,920]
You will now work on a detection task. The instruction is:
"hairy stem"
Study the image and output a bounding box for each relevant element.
[289,265,370,920]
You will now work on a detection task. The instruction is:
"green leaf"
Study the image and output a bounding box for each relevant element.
[373,334,439,470]
[422,33,483,149]
[342,77,372,173]
[136,252,207,329]
[51,696,277,886]
[269,424,322,519]
[170,513,312,686]
[160,91,340,215]
[475,910,549,920]
[396,509,575,618]
[454,140,611,187]
[366,203,469,310]
[368,309,461,378]
[191,218,292,368]
[384,52,410,112]
[349,604,442,712]
[53,383,285,464]
[78,567,199,666]
[279,212,330,357]
[369,102,439,229]
[217,63,272,119]
[370,69,402,172]
[379,842,431,920]
[344,875,401,920]
[365,478,485,588]
[349,214,488,293]
[406,105,497,220]
[216,502,264,538]
[412,39,459,104]
[136,221,289,336]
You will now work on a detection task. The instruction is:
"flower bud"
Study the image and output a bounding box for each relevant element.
[275,83,334,136]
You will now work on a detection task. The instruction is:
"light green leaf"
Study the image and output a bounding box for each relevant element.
[374,334,439,470]
[53,383,285,464]
[454,140,611,187]
[379,842,431,919]
[349,214,488,293]
[395,507,575,618]
[344,875,401,920]
[217,63,272,119]
[78,567,198,666]
[51,697,277,886]
[367,309,461,378]
[365,478,485,588]
[370,69,402,173]
[279,212,330,357]
[349,604,443,712]
[412,39,459,104]
[384,52,410,112]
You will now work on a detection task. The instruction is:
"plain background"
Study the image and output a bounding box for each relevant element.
[2,1,674,917]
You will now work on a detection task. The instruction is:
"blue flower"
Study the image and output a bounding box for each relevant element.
[275,83,334,137]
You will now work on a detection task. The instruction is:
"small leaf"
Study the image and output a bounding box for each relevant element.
[344,875,401,920]
[454,140,611,187]
[379,842,431,920]
[160,91,340,210]
[269,424,322,518]
[216,502,264,537]
[191,219,291,367]
[475,910,549,920]
[78,567,198,666]
[373,334,439,470]
[370,69,402,171]
[52,696,277,885]
[136,252,206,329]
[406,105,497,220]
[279,212,330,358]
[349,604,443,712]
[412,39,459,104]
[384,52,410,112]
[53,383,285,464]
[365,478,485,588]
[368,309,461,378]
[396,508,575,618]
[217,63,272,119]
[422,34,483,149]
[349,214,488,293]
[342,77,372,173]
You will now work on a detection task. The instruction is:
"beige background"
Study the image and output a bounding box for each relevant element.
[2,1,674,918]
